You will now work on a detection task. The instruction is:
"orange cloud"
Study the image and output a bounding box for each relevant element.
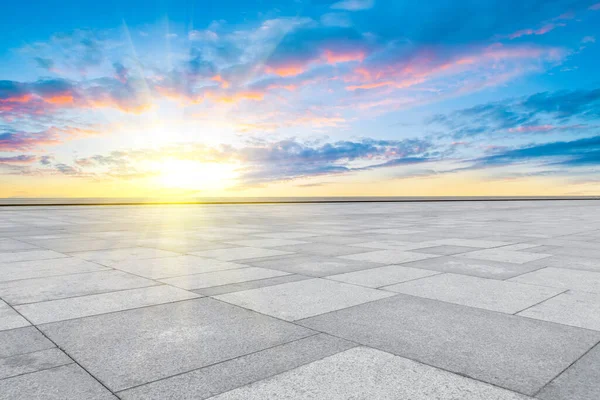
[211,75,230,88]
[265,65,306,77]
[208,91,265,103]
[324,50,365,64]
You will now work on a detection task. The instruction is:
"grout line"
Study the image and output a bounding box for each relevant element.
[512,289,569,315]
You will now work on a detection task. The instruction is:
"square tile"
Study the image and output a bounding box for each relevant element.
[383,273,564,313]
[518,291,600,331]
[226,238,307,247]
[190,247,292,261]
[509,267,600,293]
[413,245,480,255]
[160,267,290,290]
[0,348,72,380]
[274,243,367,257]
[400,256,545,279]
[0,238,38,251]
[0,300,29,331]
[206,347,528,400]
[110,255,246,279]
[70,247,180,265]
[40,298,314,391]
[0,250,68,263]
[247,255,381,277]
[193,274,310,296]
[0,257,109,283]
[215,278,395,321]
[537,343,600,400]
[339,250,438,264]
[525,255,600,273]
[118,334,355,400]
[16,285,200,324]
[0,364,117,400]
[298,294,600,395]
[328,264,440,288]
[0,327,55,358]
[0,270,157,305]
[459,249,551,264]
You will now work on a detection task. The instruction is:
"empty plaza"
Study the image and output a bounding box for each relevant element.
[1,200,600,399]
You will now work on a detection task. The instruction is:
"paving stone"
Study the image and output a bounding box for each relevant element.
[0,270,158,305]
[0,257,109,283]
[537,343,600,400]
[0,364,117,400]
[119,334,355,400]
[254,231,319,239]
[190,247,292,261]
[460,249,552,264]
[16,285,200,324]
[0,327,55,358]
[426,238,513,248]
[69,247,180,265]
[0,348,72,380]
[206,347,529,400]
[400,256,545,279]
[246,254,381,277]
[194,274,311,296]
[160,267,290,290]
[383,273,564,313]
[215,278,395,321]
[39,298,314,391]
[298,294,600,395]
[339,249,438,264]
[0,250,68,263]
[110,255,246,279]
[274,243,368,257]
[226,238,308,247]
[0,300,29,331]
[509,267,600,294]
[518,291,600,331]
[327,264,441,288]
[133,237,236,253]
[0,238,38,252]
[525,255,600,273]
[301,235,371,245]
[413,245,480,255]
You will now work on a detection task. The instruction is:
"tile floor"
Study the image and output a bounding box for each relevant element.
[1,200,600,399]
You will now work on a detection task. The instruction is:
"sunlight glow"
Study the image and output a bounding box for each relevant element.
[154,159,239,191]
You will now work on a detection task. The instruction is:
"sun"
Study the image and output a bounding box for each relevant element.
[154,159,239,192]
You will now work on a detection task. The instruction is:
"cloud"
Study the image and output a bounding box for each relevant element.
[330,0,374,11]
[507,23,565,39]
[430,88,600,138]
[472,135,600,168]
[0,155,38,164]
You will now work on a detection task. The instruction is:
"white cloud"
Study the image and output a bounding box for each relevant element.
[330,0,374,11]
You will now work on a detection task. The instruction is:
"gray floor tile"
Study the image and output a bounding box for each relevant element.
[0,257,109,283]
[0,300,29,331]
[525,255,600,273]
[39,298,314,391]
[0,327,55,358]
[190,247,292,261]
[328,264,440,288]
[400,256,545,279]
[537,343,600,400]
[460,249,552,264]
[194,274,311,296]
[274,243,368,257]
[110,255,246,279]
[160,267,290,290]
[518,291,600,331]
[206,347,528,400]
[133,237,236,253]
[298,294,600,395]
[0,348,72,380]
[16,285,200,324]
[413,245,480,255]
[0,250,68,263]
[509,267,600,294]
[254,232,319,239]
[0,270,158,305]
[69,247,180,265]
[119,334,355,400]
[339,249,438,264]
[0,238,38,252]
[0,364,117,400]
[246,255,381,277]
[426,238,513,248]
[225,238,308,247]
[215,278,395,321]
[383,273,564,313]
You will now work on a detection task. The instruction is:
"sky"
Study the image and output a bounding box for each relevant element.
[1,0,600,198]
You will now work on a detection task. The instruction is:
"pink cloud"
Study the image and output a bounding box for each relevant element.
[508,23,565,39]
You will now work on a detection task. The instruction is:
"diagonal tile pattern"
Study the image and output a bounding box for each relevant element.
[1,200,600,399]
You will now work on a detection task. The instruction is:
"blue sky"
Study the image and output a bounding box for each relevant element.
[1,0,599,197]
